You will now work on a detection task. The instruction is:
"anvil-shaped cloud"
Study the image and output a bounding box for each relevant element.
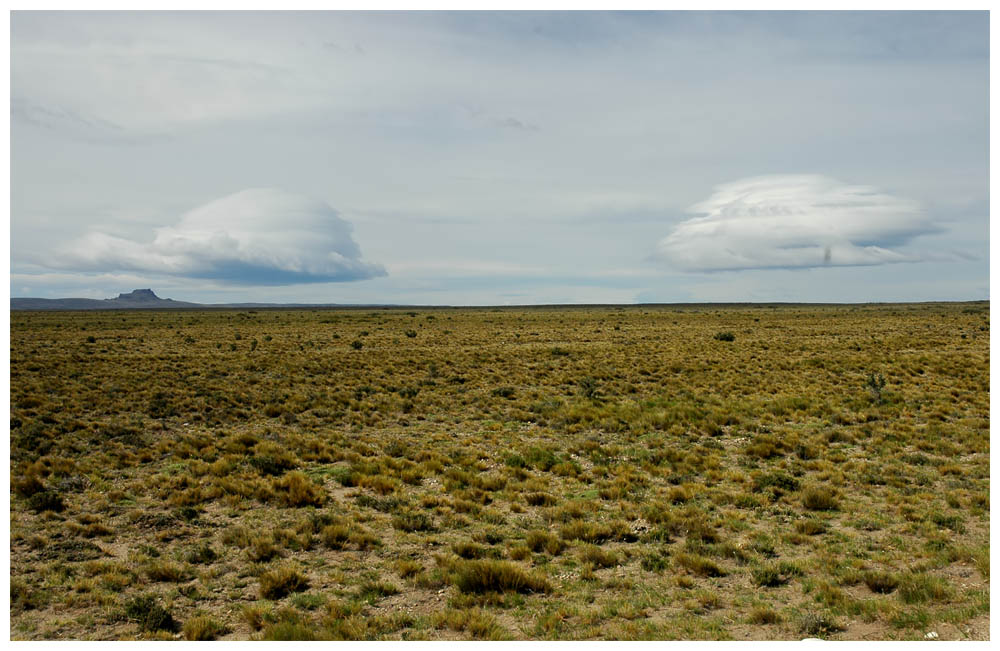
[654,175,942,272]
[50,189,386,285]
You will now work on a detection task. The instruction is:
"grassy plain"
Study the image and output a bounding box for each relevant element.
[9,302,990,640]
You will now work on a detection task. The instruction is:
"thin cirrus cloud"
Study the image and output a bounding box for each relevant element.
[653,175,944,272]
[47,189,386,285]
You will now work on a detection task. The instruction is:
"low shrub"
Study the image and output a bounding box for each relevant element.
[752,564,790,587]
[491,387,516,399]
[799,612,843,636]
[28,491,66,513]
[124,594,178,633]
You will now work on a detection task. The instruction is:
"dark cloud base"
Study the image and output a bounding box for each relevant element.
[182,261,387,286]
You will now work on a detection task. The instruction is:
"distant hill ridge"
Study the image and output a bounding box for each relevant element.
[11,288,202,310]
[10,289,990,311]
[10,288,369,310]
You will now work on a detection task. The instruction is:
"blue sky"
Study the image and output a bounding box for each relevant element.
[10,11,989,304]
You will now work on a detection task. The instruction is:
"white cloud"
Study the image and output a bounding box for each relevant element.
[46,189,385,285]
[653,175,942,272]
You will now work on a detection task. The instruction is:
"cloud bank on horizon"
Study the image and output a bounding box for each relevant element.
[9,11,989,304]
[654,175,943,272]
[47,189,386,285]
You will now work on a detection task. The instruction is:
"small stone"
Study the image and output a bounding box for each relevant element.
[925,631,939,640]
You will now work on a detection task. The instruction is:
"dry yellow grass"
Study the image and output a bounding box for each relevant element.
[9,302,989,640]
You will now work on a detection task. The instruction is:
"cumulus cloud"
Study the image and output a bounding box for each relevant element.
[653,175,942,272]
[49,189,386,285]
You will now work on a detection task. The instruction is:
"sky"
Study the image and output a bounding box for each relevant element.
[9,10,990,305]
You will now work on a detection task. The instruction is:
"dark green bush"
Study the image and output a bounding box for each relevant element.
[28,491,66,513]
[124,594,178,632]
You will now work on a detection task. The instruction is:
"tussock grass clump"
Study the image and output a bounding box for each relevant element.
[431,607,510,640]
[491,386,516,399]
[578,544,619,568]
[929,511,965,533]
[240,604,269,631]
[13,465,47,498]
[355,493,405,513]
[802,486,839,511]
[145,560,190,583]
[28,490,66,513]
[124,594,178,633]
[248,441,299,476]
[751,564,790,587]
[259,565,310,600]
[525,492,557,507]
[262,621,318,641]
[271,471,325,507]
[794,519,828,535]
[452,541,493,559]
[11,578,46,613]
[392,511,436,532]
[185,543,218,564]
[395,559,423,578]
[863,571,899,594]
[451,560,551,594]
[508,545,531,561]
[668,485,692,504]
[675,553,727,577]
[897,573,952,604]
[356,580,399,603]
[246,536,282,563]
[748,606,782,624]
[744,436,787,460]
[558,520,633,544]
[753,472,800,493]
[183,616,227,640]
[525,530,565,556]
[639,550,670,573]
[320,524,352,549]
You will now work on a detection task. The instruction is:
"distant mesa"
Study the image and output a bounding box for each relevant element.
[113,288,171,302]
[11,288,201,311]
[117,288,157,299]
[10,289,371,311]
